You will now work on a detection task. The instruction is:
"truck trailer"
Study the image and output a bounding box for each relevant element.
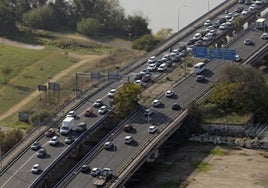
[256,18,266,29]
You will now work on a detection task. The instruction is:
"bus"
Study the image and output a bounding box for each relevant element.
[194,62,206,74]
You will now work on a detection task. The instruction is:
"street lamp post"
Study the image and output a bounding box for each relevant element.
[178,5,187,32]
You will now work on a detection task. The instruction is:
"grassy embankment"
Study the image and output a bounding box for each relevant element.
[0,31,143,131]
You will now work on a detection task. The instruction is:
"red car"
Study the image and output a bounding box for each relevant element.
[123,124,133,132]
[45,128,55,137]
[84,108,93,117]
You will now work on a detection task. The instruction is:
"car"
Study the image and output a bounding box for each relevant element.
[49,136,59,146]
[36,148,47,158]
[213,21,220,28]
[196,75,205,82]
[148,126,158,133]
[195,40,203,47]
[134,73,144,80]
[76,122,87,132]
[144,109,153,116]
[66,110,79,119]
[249,4,256,12]
[235,6,244,13]
[124,136,134,144]
[84,108,93,117]
[93,99,103,107]
[104,141,114,150]
[165,90,174,97]
[141,74,151,83]
[243,39,254,45]
[235,55,242,62]
[203,33,213,41]
[108,89,116,98]
[45,128,55,137]
[98,105,108,114]
[140,68,150,75]
[31,141,41,151]
[245,0,252,5]
[81,164,90,173]
[238,0,245,4]
[147,56,157,64]
[204,19,212,27]
[219,23,227,30]
[64,136,75,144]
[192,33,202,41]
[123,124,133,132]
[157,63,167,72]
[171,103,181,110]
[242,9,249,15]
[147,63,157,71]
[261,33,268,40]
[134,79,146,86]
[152,99,161,107]
[90,167,101,177]
[187,39,195,45]
[31,164,41,174]
[225,13,233,20]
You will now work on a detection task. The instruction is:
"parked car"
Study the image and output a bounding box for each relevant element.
[84,108,93,117]
[93,99,103,107]
[49,136,59,146]
[147,56,157,64]
[76,122,87,132]
[171,103,181,110]
[90,167,101,177]
[108,89,116,98]
[141,74,151,83]
[98,105,108,114]
[81,164,90,173]
[64,136,75,144]
[31,164,41,174]
[45,128,55,137]
[147,63,157,71]
[157,63,167,72]
[36,148,47,158]
[31,141,41,151]
[261,33,268,40]
[104,141,114,150]
[123,124,133,132]
[148,126,158,134]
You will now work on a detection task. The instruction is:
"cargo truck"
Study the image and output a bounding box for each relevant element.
[256,18,266,29]
[60,116,75,135]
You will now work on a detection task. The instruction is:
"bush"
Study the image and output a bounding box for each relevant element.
[132,34,161,51]
[76,18,101,37]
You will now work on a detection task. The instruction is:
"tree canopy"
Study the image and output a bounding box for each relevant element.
[0,0,151,38]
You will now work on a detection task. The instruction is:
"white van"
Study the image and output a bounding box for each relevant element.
[124,136,134,144]
[194,62,206,74]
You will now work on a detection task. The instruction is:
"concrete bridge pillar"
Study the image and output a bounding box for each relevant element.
[147,149,159,162]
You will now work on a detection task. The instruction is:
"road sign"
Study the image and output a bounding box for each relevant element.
[221,49,236,61]
[193,47,208,58]
[209,48,222,59]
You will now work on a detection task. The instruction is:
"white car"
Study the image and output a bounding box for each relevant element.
[134,79,146,86]
[147,63,157,71]
[157,63,167,72]
[235,55,242,62]
[93,99,103,107]
[49,136,59,146]
[242,9,249,15]
[104,141,114,150]
[90,167,101,177]
[147,56,157,64]
[31,164,41,174]
[124,136,134,144]
[192,33,202,41]
[144,109,153,116]
[219,23,227,30]
[204,19,212,27]
[261,33,268,39]
[98,105,108,114]
[66,110,76,117]
[152,99,161,107]
[108,89,116,98]
[148,126,158,133]
[165,90,174,97]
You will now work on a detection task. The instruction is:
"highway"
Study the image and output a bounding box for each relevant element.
[0,0,267,187]
[59,19,268,188]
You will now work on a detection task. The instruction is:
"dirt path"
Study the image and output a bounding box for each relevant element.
[0,38,45,50]
[0,55,104,121]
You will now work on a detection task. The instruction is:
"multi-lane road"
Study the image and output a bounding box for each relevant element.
[0,0,267,187]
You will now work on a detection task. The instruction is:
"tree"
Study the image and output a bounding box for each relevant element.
[132,34,161,51]
[76,17,101,36]
[156,28,173,41]
[23,6,55,29]
[0,0,17,34]
[1,66,12,84]
[113,82,143,120]
[127,14,151,38]
[233,16,244,33]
